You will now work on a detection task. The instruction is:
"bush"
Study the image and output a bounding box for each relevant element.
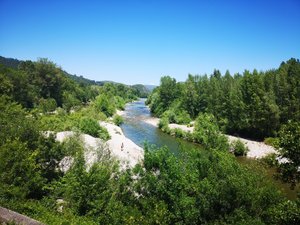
[113,115,124,126]
[264,137,279,148]
[79,117,99,137]
[162,107,191,125]
[173,128,186,138]
[277,121,300,187]
[77,106,107,121]
[158,117,169,129]
[175,110,191,124]
[62,92,81,111]
[185,131,195,142]
[231,139,249,156]
[194,113,229,151]
[79,117,109,140]
[266,199,300,225]
[38,98,57,113]
[97,126,110,141]
[94,94,115,117]
[260,153,279,167]
[162,109,177,123]
[0,140,45,199]
[114,96,125,110]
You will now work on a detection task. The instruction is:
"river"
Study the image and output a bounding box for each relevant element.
[120,99,298,199]
[120,99,197,154]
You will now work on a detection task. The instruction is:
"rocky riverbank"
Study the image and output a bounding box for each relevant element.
[144,117,278,159]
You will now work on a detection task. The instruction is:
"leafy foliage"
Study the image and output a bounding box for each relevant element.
[277,121,300,187]
[193,113,229,150]
[0,98,66,200]
[93,94,116,117]
[230,139,249,156]
[113,114,124,126]
[147,58,300,140]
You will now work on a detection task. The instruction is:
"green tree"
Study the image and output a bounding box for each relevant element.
[34,58,64,105]
[62,91,81,111]
[94,94,116,117]
[277,121,300,187]
[0,140,45,199]
[193,113,229,151]
[159,76,180,111]
[38,97,57,112]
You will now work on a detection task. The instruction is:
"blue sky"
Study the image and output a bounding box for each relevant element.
[0,0,299,85]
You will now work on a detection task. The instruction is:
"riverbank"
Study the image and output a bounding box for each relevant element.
[144,116,277,159]
[54,121,143,171]
[99,121,144,168]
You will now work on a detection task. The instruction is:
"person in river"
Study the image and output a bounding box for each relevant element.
[121,142,124,151]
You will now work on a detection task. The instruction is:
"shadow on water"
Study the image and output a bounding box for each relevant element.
[237,156,299,200]
[121,99,299,200]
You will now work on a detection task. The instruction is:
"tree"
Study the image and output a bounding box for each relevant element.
[182,74,200,118]
[34,58,64,105]
[159,76,180,111]
[62,91,80,111]
[94,94,116,117]
[193,113,229,151]
[277,121,300,188]
[38,97,57,112]
[0,140,45,199]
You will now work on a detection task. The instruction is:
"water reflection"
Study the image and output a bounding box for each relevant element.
[121,99,193,154]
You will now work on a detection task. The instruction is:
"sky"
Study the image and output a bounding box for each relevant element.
[0,0,299,85]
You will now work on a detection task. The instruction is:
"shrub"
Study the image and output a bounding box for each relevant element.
[173,128,186,138]
[266,199,300,225]
[162,109,176,123]
[97,126,110,141]
[162,108,191,125]
[0,140,45,199]
[264,137,279,148]
[62,92,81,112]
[194,113,229,151]
[277,121,300,187]
[94,94,115,117]
[158,117,169,129]
[114,96,125,110]
[231,139,249,156]
[260,153,279,167]
[38,98,57,113]
[185,131,195,142]
[77,106,107,121]
[175,110,191,124]
[113,115,124,126]
[79,117,109,140]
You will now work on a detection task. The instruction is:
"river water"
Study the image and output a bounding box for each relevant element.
[120,99,197,154]
[120,99,298,199]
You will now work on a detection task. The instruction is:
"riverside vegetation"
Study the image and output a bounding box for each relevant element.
[0,57,299,224]
[147,58,300,188]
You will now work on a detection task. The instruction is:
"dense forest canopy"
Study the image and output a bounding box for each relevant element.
[147,58,300,140]
[0,56,153,108]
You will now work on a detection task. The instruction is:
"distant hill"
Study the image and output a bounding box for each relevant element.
[131,84,150,98]
[96,80,123,86]
[0,56,21,69]
[144,85,156,92]
[0,56,155,95]
[64,72,98,86]
[96,82,155,97]
[0,56,99,86]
